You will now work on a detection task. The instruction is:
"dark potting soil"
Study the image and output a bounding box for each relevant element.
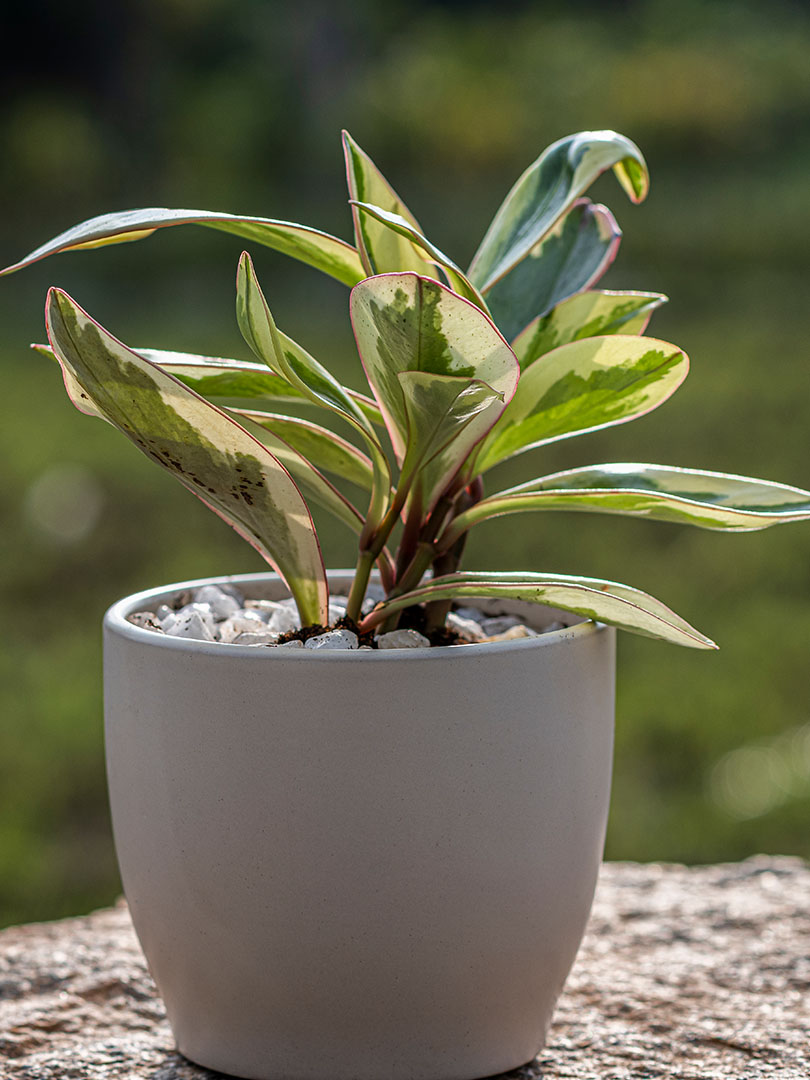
[276,609,465,649]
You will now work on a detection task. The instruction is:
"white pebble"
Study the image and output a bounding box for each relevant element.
[217,611,268,642]
[267,606,301,634]
[156,604,173,621]
[482,624,539,643]
[276,639,304,649]
[171,602,217,634]
[243,599,283,621]
[218,583,245,606]
[453,605,487,623]
[304,629,359,650]
[445,611,487,641]
[193,585,241,621]
[480,614,523,635]
[328,602,348,623]
[231,631,279,646]
[375,629,431,650]
[127,611,164,632]
[164,611,215,642]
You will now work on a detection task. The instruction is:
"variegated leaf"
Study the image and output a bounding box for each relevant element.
[468,130,649,294]
[235,419,365,535]
[46,289,328,625]
[442,464,810,544]
[361,571,716,649]
[33,343,385,423]
[2,208,365,287]
[350,201,488,311]
[342,131,440,277]
[512,290,667,368]
[484,200,622,343]
[236,252,391,531]
[397,372,504,512]
[476,335,688,472]
[349,273,519,464]
[229,409,374,490]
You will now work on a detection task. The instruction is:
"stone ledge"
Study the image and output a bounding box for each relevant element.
[1,856,808,1078]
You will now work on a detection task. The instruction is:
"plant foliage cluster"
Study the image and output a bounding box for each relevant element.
[4,129,810,647]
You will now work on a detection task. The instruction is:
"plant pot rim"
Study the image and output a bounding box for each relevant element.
[104,570,606,661]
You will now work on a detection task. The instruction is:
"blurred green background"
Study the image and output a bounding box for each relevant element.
[1,0,809,928]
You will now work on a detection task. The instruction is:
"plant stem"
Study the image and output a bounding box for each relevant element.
[346,487,410,622]
[346,550,376,623]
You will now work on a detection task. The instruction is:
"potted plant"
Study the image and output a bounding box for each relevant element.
[4,130,809,1080]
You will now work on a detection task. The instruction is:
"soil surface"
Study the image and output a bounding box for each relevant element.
[1,856,808,1078]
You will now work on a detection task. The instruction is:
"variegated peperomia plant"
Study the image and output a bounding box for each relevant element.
[5,130,810,647]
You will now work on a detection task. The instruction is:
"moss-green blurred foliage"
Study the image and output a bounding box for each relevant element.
[1,0,808,925]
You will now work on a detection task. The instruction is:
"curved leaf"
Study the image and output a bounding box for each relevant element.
[235,419,365,536]
[477,335,688,472]
[342,131,440,278]
[442,464,810,548]
[34,343,385,423]
[512,289,667,368]
[468,130,649,293]
[484,200,622,343]
[45,289,327,625]
[236,252,391,531]
[361,571,716,649]
[397,372,504,512]
[3,208,364,287]
[230,409,374,490]
[350,201,488,310]
[349,273,519,463]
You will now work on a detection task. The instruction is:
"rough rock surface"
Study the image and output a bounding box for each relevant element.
[0,857,807,1078]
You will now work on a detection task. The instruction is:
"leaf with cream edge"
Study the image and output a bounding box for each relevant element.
[396,372,505,513]
[476,335,688,473]
[512,289,667,368]
[359,571,717,649]
[468,130,649,294]
[2,208,365,287]
[483,199,622,343]
[349,201,489,311]
[236,251,391,536]
[236,420,364,536]
[229,410,374,491]
[32,343,385,424]
[45,288,328,626]
[439,464,810,550]
[342,131,440,278]
[349,273,519,468]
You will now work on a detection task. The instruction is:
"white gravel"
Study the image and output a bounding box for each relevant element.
[127,583,568,649]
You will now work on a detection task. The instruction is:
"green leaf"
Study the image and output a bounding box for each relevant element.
[34,343,385,423]
[362,571,716,649]
[350,201,488,311]
[512,289,667,368]
[468,130,649,294]
[483,200,622,343]
[342,131,440,278]
[349,273,519,464]
[3,208,365,287]
[229,409,374,491]
[236,252,391,532]
[442,464,810,548]
[46,289,328,625]
[234,418,365,536]
[477,335,688,472]
[397,372,504,512]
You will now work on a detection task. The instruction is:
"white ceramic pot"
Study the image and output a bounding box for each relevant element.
[104,571,615,1080]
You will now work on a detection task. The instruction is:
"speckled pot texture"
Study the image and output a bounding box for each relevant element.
[104,571,616,1080]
